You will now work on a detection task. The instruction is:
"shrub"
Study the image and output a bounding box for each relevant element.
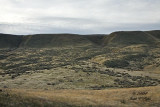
[104,59,129,68]
[124,54,148,61]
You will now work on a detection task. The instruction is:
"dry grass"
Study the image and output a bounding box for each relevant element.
[0,86,160,107]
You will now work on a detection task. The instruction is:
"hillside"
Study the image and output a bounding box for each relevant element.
[85,34,105,45]
[19,34,95,48]
[102,31,160,46]
[0,34,105,48]
[145,30,160,39]
[0,33,22,48]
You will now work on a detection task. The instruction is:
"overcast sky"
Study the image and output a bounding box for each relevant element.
[0,0,160,35]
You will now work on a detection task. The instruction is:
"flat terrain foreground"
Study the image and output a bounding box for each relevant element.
[0,86,160,107]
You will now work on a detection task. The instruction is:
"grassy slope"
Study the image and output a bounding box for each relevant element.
[0,86,160,107]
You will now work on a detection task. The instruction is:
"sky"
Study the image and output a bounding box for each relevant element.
[0,0,160,35]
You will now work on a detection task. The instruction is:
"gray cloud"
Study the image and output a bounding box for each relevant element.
[0,0,160,34]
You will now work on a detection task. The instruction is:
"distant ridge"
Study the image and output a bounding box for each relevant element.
[0,33,106,48]
[0,30,160,48]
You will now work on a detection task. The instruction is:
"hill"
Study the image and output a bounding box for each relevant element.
[102,31,160,46]
[19,34,95,48]
[145,30,160,39]
[0,34,105,48]
[0,33,22,48]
